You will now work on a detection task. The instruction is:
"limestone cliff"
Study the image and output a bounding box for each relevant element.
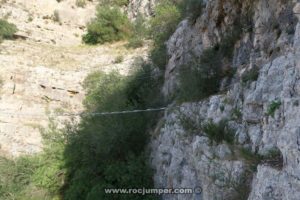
[0,0,149,157]
[151,0,300,199]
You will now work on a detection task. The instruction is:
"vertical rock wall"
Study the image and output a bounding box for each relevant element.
[151,0,300,199]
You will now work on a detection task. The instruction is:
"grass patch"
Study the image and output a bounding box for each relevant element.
[179,112,203,135]
[242,66,259,85]
[239,147,283,170]
[202,119,235,145]
[231,108,242,122]
[99,0,129,7]
[266,100,281,118]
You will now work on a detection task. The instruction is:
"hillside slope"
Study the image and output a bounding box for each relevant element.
[0,0,148,157]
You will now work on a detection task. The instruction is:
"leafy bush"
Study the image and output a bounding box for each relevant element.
[63,62,162,199]
[231,108,243,122]
[0,19,17,42]
[0,121,66,200]
[150,1,181,44]
[75,0,86,7]
[0,61,163,200]
[242,66,259,84]
[99,0,129,7]
[149,1,182,69]
[127,37,144,49]
[82,6,132,44]
[261,147,283,169]
[239,147,283,170]
[178,47,223,102]
[267,100,281,118]
[179,112,203,135]
[127,14,147,49]
[184,0,204,24]
[114,55,124,63]
[0,156,37,199]
[202,119,235,145]
[239,148,262,167]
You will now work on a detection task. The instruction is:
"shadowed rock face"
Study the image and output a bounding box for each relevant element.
[151,0,300,199]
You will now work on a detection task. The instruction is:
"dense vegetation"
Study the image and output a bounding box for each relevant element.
[82,0,204,57]
[0,122,65,199]
[0,61,163,200]
[149,0,204,69]
[0,19,17,42]
[149,0,182,69]
[63,63,163,199]
[99,0,129,7]
[82,6,132,44]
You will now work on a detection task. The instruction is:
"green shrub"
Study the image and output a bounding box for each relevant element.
[215,10,253,60]
[0,121,66,200]
[114,55,124,63]
[202,119,235,145]
[149,1,182,69]
[184,0,203,24]
[231,108,242,122]
[127,14,147,49]
[242,66,259,84]
[261,148,283,169]
[127,37,144,48]
[0,19,17,42]
[179,112,202,135]
[75,0,86,7]
[99,0,129,7]
[267,100,281,118]
[0,61,162,200]
[82,6,132,44]
[63,62,162,199]
[239,147,283,170]
[0,157,35,199]
[150,1,181,44]
[178,47,223,102]
[239,148,262,168]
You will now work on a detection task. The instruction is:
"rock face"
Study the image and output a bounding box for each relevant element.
[0,0,149,157]
[151,0,300,199]
[0,0,98,46]
[126,0,158,19]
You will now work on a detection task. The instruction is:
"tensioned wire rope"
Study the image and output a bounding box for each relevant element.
[1,56,229,118]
